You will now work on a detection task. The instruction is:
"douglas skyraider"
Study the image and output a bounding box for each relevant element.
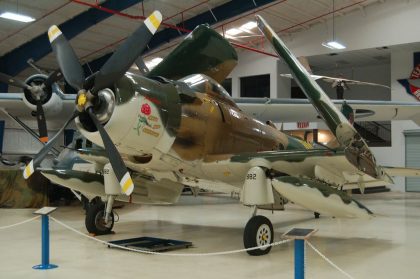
[23,12,420,256]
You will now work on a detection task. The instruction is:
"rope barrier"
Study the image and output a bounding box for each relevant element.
[50,216,292,256]
[0,214,356,277]
[0,215,40,230]
[306,240,355,279]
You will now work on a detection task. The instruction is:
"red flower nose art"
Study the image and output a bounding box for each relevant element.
[141,103,151,115]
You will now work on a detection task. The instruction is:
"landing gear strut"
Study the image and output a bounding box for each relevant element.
[243,214,274,256]
[85,196,115,235]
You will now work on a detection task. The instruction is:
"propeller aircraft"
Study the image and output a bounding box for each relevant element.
[20,11,420,256]
[0,69,64,143]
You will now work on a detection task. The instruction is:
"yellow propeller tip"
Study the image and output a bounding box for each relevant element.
[120,173,134,196]
[23,161,34,179]
[48,25,62,43]
[145,11,162,34]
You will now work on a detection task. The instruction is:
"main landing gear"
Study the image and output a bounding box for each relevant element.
[85,196,115,235]
[243,206,274,256]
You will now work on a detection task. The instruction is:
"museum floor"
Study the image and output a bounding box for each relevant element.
[0,191,419,279]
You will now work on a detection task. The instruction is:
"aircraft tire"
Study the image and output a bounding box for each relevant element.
[85,202,114,235]
[243,215,273,256]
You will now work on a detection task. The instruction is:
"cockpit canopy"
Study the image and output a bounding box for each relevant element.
[180,74,236,106]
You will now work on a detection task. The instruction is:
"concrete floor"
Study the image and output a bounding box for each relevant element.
[1,192,420,279]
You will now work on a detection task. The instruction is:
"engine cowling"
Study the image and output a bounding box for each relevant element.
[75,74,182,157]
[22,74,63,116]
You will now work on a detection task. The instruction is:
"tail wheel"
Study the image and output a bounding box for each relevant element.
[243,215,274,256]
[85,201,114,235]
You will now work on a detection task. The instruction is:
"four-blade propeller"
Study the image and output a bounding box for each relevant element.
[23,10,163,196]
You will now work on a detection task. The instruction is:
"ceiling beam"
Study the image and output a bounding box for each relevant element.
[0,0,143,91]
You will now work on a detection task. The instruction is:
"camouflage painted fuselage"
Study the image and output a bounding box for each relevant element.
[75,73,311,186]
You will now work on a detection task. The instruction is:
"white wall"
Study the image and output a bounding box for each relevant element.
[228,50,281,98]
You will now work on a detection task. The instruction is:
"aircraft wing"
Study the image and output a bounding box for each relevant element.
[235,98,420,125]
[41,168,184,204]
[0,93,76,129]
[228,148,420,184]
[280,73,390,89]
[227,149,378,188]
[148,25,237,83]
[0,92,76,117]
[219,148,419,217]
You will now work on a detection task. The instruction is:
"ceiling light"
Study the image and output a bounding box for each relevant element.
[219,32,233,39]
[322,0,346,50]
[322,41,346,50]
[226,28,242,36]
[241,21,257,30]
[151,57,163,63]
[145,57,163,69]
[0,12,35,23]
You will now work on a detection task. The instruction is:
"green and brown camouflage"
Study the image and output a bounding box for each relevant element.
[148,24,238,83]
[272,176,373,217]
[256,15,379,179]
[275,176,370,209]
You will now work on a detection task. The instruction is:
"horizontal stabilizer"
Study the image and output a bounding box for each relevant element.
[272,176,372,218]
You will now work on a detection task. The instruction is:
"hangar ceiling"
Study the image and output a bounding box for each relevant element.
[0,0,385,91]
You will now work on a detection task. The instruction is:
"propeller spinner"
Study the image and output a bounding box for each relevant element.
[23,11,163,197]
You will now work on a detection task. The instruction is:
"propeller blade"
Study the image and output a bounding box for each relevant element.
[23,110,79,179]
[256,15,379,179]
[43,69,63,88]
[48,25,84,90]
[36,100,48,143]
[87,108,134,195]
[93,11,162,92]
[134,57,150,75]
[0,72,29,90]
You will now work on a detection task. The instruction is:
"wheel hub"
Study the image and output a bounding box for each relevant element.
[256,224,271,249]
[95,210,112,230]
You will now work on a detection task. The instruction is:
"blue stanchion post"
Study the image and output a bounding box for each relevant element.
[294,239,305,279]
[33,207,58,270]
[283,228,317,279]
